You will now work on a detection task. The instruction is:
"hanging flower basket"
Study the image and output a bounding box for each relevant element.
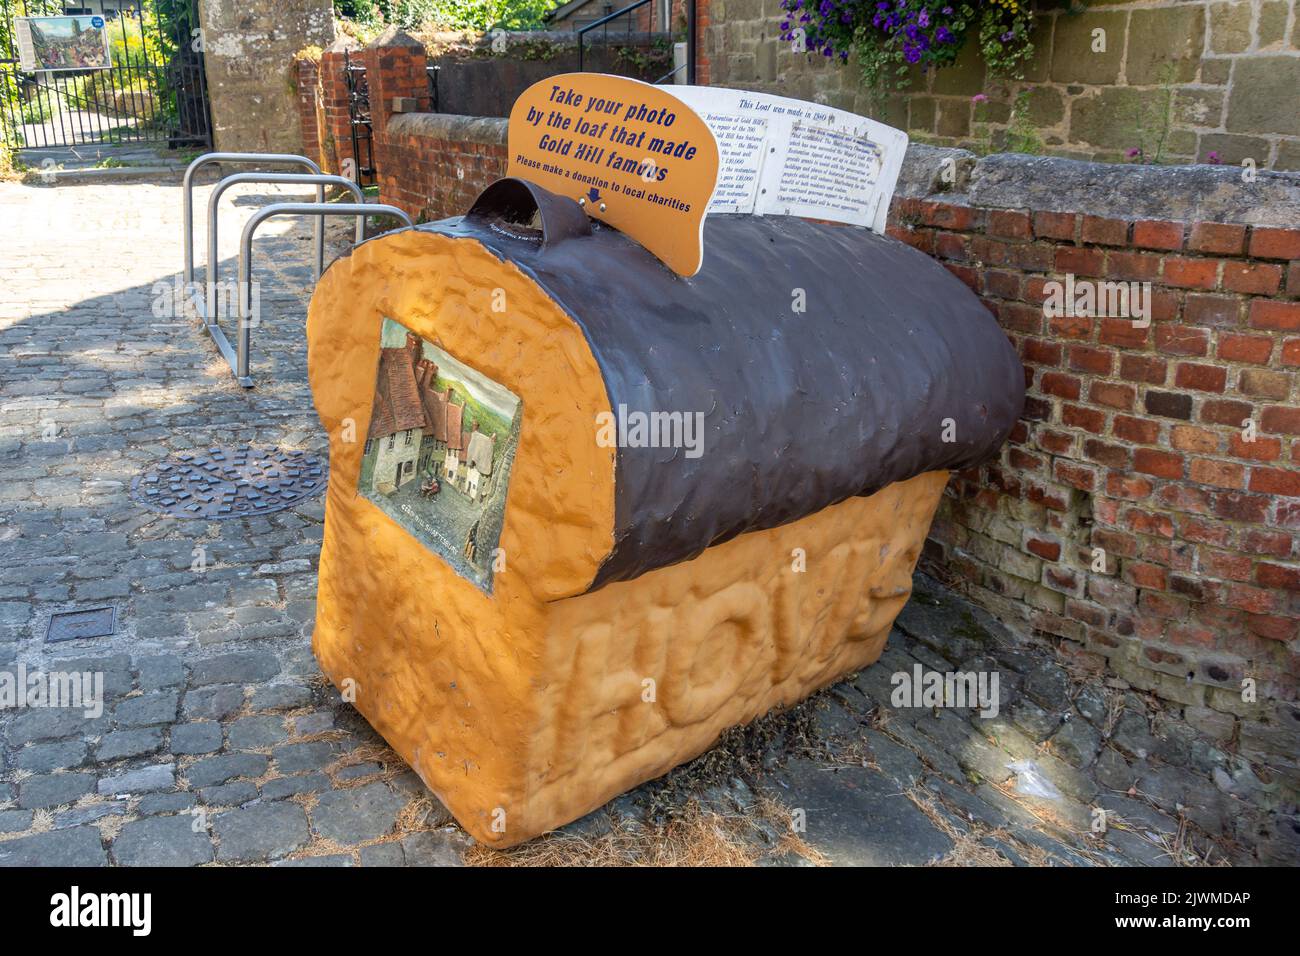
[779,0,1036,91]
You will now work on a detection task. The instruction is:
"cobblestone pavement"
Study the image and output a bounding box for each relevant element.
[0,178,1281,866]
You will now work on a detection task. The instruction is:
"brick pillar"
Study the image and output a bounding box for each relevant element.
[295,55,324,170]
[694,0,711,85]
[320,37,360,177]
[360,27,430,187]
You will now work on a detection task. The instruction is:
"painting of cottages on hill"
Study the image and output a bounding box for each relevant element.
[358,318,521,593]
[21,17,111,71]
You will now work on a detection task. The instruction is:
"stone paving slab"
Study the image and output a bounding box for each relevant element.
[0,178,1290,866]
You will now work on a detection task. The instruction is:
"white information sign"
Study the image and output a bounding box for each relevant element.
[659,87,908,234]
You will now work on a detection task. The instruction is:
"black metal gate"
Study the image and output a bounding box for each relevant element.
[343,50,374,186]
[0,0,211,151]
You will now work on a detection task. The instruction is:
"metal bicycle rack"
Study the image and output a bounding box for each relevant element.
[180,153,412,387]
[234,202,414,387]
[182,153,325,292]
[204,172,366,317]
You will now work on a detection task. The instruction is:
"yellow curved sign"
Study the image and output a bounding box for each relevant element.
[507,73,719,277]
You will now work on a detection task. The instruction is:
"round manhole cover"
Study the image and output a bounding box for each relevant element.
[130,446,326,519]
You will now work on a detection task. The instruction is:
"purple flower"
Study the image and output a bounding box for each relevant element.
[917,9,929,27]
[1126,147,1142,158]
[936,25,954,42]
[1001,30,1015,42]
[903,43,921,63]
[972,93,988,103]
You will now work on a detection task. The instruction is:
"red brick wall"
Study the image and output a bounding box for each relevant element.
[359,40,429,144]
[693,0,710,85]
[299,36,502,218]
[379,116,507,222]
[888,201,1300,712]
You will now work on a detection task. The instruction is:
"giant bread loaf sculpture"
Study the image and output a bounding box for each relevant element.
[306,175,1025,846]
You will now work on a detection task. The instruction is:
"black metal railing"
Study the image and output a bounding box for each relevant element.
[576,0,650,74]
[0,0,211,150]
[576,0,694,84]
[654,61,685,84]
[426,64,439,114]
[343,50,375,185]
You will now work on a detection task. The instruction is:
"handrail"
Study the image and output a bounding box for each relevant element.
[182,152,322,286]
[655,61,685,84]
[204,172,365,320]
[576,0,651,73]
[232,203,414,386]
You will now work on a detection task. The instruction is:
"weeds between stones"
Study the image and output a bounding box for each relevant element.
[464,798,817,867]
[906,787,1014,867]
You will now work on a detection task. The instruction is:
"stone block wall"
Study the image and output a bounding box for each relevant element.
[295,54,323,170]
[200,0,335,153]
[701,0,1300,169]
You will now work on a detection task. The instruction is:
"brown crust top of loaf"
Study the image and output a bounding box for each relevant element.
[419,185,1025,590]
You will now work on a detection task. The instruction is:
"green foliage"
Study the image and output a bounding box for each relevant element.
[1124,64,1178,165]
[334,0,558,32]
[68,13,164,122]
[613,37,674,75]
[1002,89,1044,154]
[975,5,1034,79]
[141,0,205,134]
[969,88,1043,157]
[19,94,53,125]
[108,16,162,72]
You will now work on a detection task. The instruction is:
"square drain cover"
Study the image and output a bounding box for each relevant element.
[47,607,116,643]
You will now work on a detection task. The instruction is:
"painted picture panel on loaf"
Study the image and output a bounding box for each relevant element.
[358,318,522,593]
